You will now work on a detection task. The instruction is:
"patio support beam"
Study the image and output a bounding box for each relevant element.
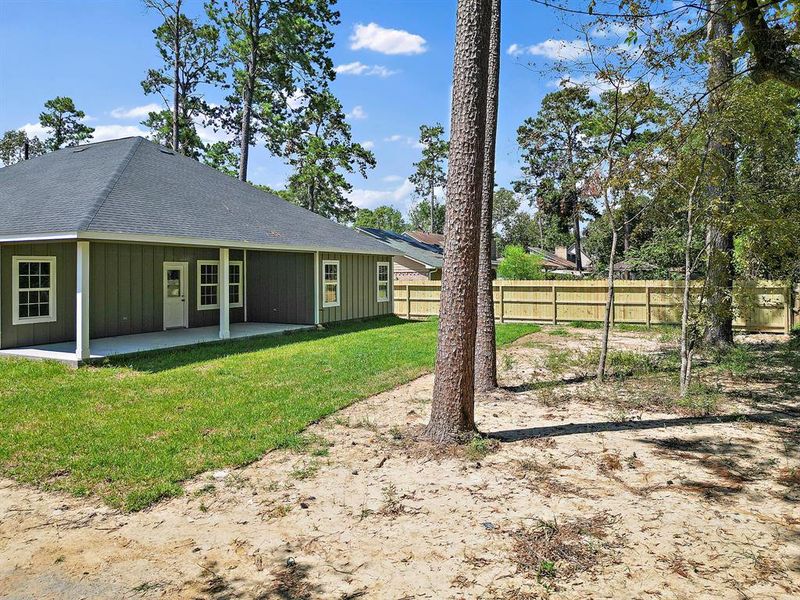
[76,241,90,362]
[219,247,230,339]
[314,251,320,325]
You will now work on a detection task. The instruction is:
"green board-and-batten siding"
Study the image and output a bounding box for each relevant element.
[1,241,393,350]
[318,252,393,324]
[89,242,245,339]
[0,241,77,349]
[246,251,315,325]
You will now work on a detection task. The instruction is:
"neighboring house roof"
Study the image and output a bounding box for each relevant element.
[357,227,444,269]
[528,247,577,270]
[0,137,396,255]
[405,230,445,248]
[613,260,658,272]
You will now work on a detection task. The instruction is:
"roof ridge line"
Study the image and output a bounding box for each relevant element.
[79,137,143,232]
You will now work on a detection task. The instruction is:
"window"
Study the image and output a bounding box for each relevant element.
[12,257,57,325]
[377,262,390,302]
[197,260,244,310]
[197,261,219,310]
[322,260,340,307]
[228,262,243,308]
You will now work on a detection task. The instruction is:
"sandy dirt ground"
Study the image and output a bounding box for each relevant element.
[1,327,798,599]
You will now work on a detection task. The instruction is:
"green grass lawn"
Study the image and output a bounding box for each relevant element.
[0,316,536,511]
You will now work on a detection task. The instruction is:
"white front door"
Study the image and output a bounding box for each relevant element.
[163,262,188,330]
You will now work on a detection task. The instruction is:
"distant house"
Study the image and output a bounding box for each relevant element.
[357,228,443,280]
[0,137,398,364]
[528,247,581,276]
[405,230,445,249]
[558,244,593,271]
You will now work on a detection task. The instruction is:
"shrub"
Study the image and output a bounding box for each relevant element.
[498,245,544,280]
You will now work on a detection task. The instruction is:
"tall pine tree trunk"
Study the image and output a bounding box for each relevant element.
[171,0,182,152]
[704,0,735,348]
[573,207,583,272]
[474,0,501,393]
[424,0,491,443]
[238,65,255,182]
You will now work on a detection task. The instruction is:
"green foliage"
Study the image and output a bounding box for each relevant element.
[141,4,224,156]
[202,140,239,176]
[281,91,375,221]
[0,130,45,166]
[497,245,544,280]
[492,187,519,230]
[39,96,94,150]
[513,84,599,249]
[408,199,445,234]
[408,123,448,233]
[206,0,339,177]
[354,206,406,232]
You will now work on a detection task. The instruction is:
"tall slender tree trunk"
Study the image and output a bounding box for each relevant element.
[572,207,583,272]
[597,181,617,382]
[424,0,491,444]
[704,0,735,348]
[474,0,501,393]
[172,0,182,152]
[238,66,255,182]
[430,184,436,233]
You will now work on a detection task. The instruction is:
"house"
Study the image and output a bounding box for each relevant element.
[528,247,581,276]
[404,230,445,249]
[357,228,443,280]
[0,137,397,364]
[557,244,593,271]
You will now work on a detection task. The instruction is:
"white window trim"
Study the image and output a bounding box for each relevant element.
[322,259,340,308]
[12,256,57,325]
[228,260,244,309]
[377,261,390,303]
[197,260,244,311]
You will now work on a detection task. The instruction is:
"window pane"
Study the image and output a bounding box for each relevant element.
[29,262,40,275]
[324,264,338,282]
[230,287,240,304]
[324,284,337,303]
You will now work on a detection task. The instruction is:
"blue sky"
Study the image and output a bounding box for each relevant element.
[0,0,582,217]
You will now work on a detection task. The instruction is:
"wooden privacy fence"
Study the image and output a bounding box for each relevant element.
[393,279,799,334]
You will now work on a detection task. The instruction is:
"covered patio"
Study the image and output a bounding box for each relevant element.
[0,321,315,366]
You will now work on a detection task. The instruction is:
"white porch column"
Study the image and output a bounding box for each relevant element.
[76,241,90,362]
[219,247,230,339]
[313,251,320,325]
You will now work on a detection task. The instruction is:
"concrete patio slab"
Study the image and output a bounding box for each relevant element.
[0,322,315,366]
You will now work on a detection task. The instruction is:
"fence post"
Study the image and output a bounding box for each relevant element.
[406,284,412,320]
[552,283,558,325]
[645,283,651,329]
[787,283,793,335]
[499,283,505,323]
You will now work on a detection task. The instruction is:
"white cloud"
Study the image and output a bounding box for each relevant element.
[384,134,424,149]
[361,140,375,150]
[334,61,398,77]
[110,103,162,119]
[19,122,150,143]
[348,178,415,213]
[349,22,427,55]
[90,124,151,142]
[347,105,367,120]
[18,123,48,139]
[382,175,403,182]
[507,39,589,61]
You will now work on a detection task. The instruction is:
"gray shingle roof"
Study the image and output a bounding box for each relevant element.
[0,137,396,255]
[357,227,443,269]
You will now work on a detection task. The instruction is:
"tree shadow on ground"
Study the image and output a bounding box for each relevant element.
[488,411,791,443]
[255,563,323,600]
[105,316,413,373]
